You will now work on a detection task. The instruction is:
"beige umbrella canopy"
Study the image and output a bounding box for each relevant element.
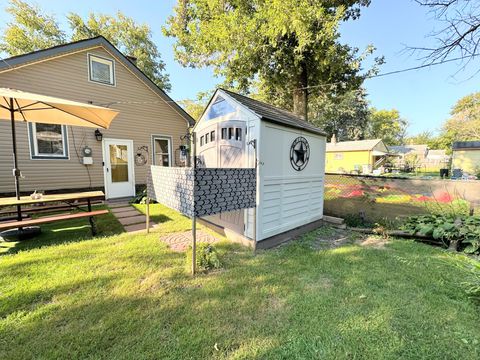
[0,87,119,203]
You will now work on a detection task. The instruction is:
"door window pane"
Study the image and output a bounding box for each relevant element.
[109,145,129,182]
[221,128,227,140]
[211,130,215,141]
[235,128,242,141]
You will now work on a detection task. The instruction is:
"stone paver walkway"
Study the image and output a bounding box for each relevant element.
[107,199,156,233]
[159,230,219,252]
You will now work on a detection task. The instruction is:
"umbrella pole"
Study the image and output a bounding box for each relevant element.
[9,98,21,221]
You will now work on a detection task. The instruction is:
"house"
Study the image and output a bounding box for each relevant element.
[451,141,480,175]
[0,36,194,199]
[194,89,326,248]
[325,137,389,174]
[388,144,450,171]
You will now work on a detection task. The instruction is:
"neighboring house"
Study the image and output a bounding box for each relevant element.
[451,141,480,175]
[388,144,450,170]
[0,36,194,199]
[325,137,389,174]
[194,89,326,248]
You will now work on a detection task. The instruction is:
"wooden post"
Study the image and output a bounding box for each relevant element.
[191,131,197,275]
[192,216,197,275]
[146,197,150,233]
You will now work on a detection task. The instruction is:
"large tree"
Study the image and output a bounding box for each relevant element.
[164,0,381,119]
[441,92,480,141]
[0,0,170,90]
[365,108,408,146]
[415,1,480,67]
[310,88,370,141]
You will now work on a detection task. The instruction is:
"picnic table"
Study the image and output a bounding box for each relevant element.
[0,191,108,236]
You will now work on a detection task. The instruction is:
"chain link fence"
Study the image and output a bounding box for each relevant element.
[324,173,479,225]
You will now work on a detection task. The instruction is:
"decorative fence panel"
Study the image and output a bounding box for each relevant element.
[147,166,256,218]
[324,173,480,222]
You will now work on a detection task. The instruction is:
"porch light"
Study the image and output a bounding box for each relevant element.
[94,129,103,141]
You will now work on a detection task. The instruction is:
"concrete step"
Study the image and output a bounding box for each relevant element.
[124,222,156,233]
[118,214,146,226]
[113,210,141,218]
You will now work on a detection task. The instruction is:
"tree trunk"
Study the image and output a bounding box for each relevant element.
[293,62,308,121]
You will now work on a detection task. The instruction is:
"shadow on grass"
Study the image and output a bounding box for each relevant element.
[0,206,124,256]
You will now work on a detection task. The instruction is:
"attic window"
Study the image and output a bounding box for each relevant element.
[88,54,115,86]
[205,95,236,120]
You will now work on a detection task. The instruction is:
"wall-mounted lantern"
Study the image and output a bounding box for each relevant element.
[94,129,103,141]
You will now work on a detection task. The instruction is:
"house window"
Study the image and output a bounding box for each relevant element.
[152,136,171,166]
[88,54,115,86]
[211,130,215,141]
[235,128,242,141]
[28,123,68,159]
[221,128,227,140]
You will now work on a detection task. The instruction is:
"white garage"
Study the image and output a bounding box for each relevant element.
[194,89,326,248]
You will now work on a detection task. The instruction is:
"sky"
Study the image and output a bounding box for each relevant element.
[0,0,478,136]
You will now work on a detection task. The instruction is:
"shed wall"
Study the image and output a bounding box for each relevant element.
[257,122,326,241]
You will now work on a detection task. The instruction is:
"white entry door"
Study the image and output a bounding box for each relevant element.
[103,138,135,199]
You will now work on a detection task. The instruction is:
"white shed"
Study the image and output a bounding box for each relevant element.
[194,89,326,248]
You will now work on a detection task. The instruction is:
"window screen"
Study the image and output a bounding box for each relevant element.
[89,54,115,85]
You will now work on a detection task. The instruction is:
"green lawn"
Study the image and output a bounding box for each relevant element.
[0,205,479,359]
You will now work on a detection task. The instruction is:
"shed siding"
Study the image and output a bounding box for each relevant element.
[257,123,325,241]
[0,46,189,194]
[451,150,480,174]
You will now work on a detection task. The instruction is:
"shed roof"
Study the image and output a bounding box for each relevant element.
[452,141,480,150]
[326,139,385,152]
[0,36,195,126]
[220,89,326,136]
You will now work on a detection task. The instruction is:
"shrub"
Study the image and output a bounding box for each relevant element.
[187,243,221,272]
[401,214,480,254]
[463,261,480,302]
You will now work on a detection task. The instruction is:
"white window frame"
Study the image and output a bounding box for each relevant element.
[88,53,116,86]
[151,135,172,167]
[28,123,69,160]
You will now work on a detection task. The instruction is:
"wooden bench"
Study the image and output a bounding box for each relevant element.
[0,210,109,236]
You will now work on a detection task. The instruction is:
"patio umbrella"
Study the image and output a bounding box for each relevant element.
[0,87,119,204]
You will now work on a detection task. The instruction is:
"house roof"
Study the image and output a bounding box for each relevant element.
[0,36,195,126]
[452,141,480,150]
[219,89,326,136]
[326,139,385,152]
[388,144,428,155]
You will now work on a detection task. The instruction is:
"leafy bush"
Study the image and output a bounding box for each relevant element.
[402,214,480,254]
[463,261,480,302]
[187,243,221,272]
[130,187,149,204]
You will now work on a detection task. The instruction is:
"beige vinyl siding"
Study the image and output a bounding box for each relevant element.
[0,46,189,194]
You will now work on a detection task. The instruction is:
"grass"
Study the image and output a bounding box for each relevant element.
[0,206,479,359]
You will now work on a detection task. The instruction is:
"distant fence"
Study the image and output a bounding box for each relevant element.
[324,173,480,223]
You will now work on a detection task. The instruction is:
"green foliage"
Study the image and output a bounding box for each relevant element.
[187,243,222,272]
[463,261,480,302]
[0,0,66,55]
[0,0,170,90]
[311,88,370,140]
[365,108,408,145]
[402,214,480,254]
[129,187,149,204]
[164,0,382,117]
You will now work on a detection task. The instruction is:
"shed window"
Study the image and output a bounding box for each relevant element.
[221,128,227,140]
[205,132,210,144]
[228,128,234,140]
[28,123,69,159]
[211,130,215,141]
[200,136,204,146]
[152,136,171,166]
[235,128,242,141]
[88,54,115,86]
[205,95,236,120]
